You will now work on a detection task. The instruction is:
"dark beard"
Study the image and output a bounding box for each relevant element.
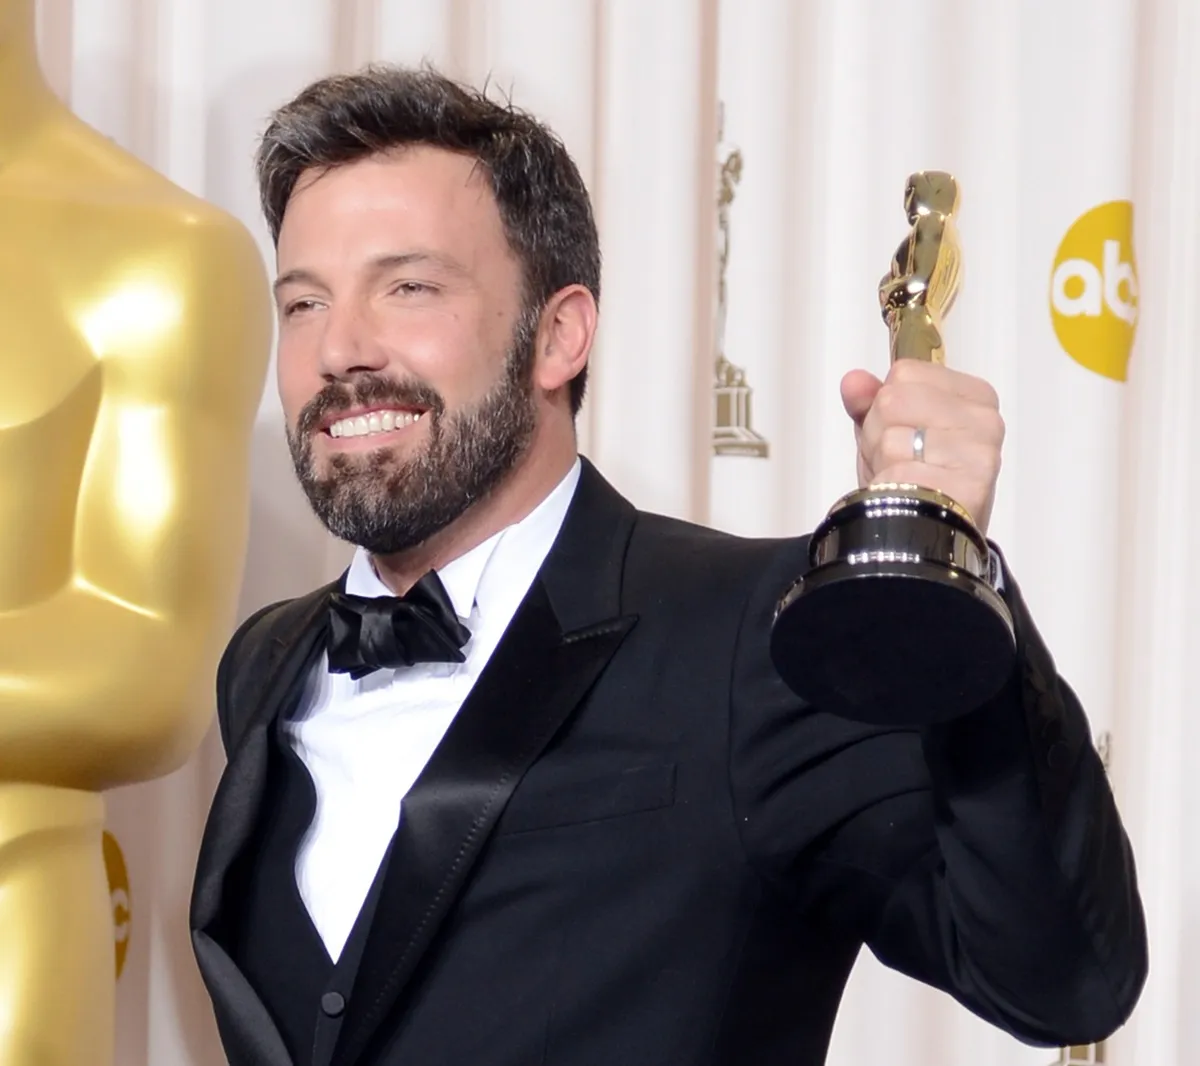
[286,312,539,555]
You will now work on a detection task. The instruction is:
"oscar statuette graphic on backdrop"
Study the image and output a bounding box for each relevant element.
[712,103,769,459]
[1053,1042,1106,1064]
[0,1,272,1062]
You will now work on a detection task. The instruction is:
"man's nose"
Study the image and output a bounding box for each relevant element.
[316,303,389,379]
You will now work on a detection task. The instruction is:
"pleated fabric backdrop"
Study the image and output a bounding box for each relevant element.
[31,1,1198,1063]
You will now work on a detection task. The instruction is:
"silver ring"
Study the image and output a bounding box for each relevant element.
[912,427,926,462]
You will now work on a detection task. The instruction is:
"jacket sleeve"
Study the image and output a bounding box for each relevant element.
[728,538,1147,1047]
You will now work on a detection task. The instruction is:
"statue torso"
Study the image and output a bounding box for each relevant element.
[0,117,242,612]
[0,177,104,609]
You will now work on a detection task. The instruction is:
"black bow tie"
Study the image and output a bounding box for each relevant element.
[326,570,472,680]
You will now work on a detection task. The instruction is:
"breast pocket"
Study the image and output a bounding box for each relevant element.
[495,762,677,836]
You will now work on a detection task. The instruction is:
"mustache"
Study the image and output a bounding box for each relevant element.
[295,374,446,436]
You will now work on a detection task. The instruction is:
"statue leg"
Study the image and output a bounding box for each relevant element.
[0,785,113,1066]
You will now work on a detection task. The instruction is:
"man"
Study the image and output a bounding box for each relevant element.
[190,66,1147,1066]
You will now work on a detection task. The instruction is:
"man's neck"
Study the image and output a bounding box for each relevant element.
[370,436,579,596]
[0,9,64,172]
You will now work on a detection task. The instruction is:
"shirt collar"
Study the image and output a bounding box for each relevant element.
[343,458,581,621]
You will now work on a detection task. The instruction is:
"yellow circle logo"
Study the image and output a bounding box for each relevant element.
[1049,200,1138,381]
[102,831,132,979]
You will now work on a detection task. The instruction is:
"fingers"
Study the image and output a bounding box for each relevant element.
[840,369,884,425]
[857,370,1005,472]
[865,428,1002,489]
[883,357,1000,408]
[844,360,1005,533]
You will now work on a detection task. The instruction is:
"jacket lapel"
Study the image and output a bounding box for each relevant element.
[190,583,336,1066]
[191,584,335,936]
[331,458,639,1066]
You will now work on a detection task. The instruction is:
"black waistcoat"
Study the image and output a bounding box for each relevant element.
[224,714,394,1066]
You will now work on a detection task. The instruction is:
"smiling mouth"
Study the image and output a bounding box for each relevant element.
[326,409,427,439]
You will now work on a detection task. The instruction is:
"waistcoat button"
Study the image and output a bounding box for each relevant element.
[321,991,346,1017]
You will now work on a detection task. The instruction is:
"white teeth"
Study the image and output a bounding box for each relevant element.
[327,409,424,439]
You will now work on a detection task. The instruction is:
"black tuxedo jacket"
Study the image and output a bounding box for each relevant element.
[191,458,1147,1066]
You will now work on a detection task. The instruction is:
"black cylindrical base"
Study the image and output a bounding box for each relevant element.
[769,486,1016,726]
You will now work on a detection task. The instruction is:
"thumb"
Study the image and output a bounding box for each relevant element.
[840,369,883,426]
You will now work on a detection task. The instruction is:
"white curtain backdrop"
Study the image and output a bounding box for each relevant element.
[31,1,1198,1063]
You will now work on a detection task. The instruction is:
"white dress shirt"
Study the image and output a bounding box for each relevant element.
[285,459,581,961]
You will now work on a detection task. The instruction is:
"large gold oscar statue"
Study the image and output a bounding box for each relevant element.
[0,2,271,1062]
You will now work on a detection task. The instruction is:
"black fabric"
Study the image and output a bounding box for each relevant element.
[192,457,1148,1066]
[224,717,332,1063]
[333,583,636,1066]
[327,570,471,679]
[224,717,395,1066]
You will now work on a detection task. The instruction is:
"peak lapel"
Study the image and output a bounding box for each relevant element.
[332,459,640,1066]
[190,583,337,1066]
[191,582,335,937]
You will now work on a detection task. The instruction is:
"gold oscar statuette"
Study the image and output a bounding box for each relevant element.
[0,1,272,1062]
[769,171,1015,725]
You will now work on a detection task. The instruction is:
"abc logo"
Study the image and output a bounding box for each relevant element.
[1049,200,1138,381]
[102,830,132,979]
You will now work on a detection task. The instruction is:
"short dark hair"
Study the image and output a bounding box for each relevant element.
[256,64,600,414]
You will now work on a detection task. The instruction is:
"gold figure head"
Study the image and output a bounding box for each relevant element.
[878,170,963,364]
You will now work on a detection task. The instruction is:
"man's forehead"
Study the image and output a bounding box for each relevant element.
[291,147,491,202]
[278,153,500,255]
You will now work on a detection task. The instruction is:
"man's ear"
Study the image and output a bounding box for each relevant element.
[532,285,596,398]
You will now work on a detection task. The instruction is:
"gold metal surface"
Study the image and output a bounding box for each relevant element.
[827,483,975,526]
[0,1,271,1061]
[867,171,977,527]
[878,171,962,364]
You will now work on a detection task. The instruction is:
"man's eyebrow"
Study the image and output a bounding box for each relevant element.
[272,267,323,297]
[364,251,470,277]
[272,251,469,298]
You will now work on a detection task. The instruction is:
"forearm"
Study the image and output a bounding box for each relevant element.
[730,537,1147,1043]
[872,573,1146,1044]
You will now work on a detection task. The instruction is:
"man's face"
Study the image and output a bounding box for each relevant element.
[275,146,539,555]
